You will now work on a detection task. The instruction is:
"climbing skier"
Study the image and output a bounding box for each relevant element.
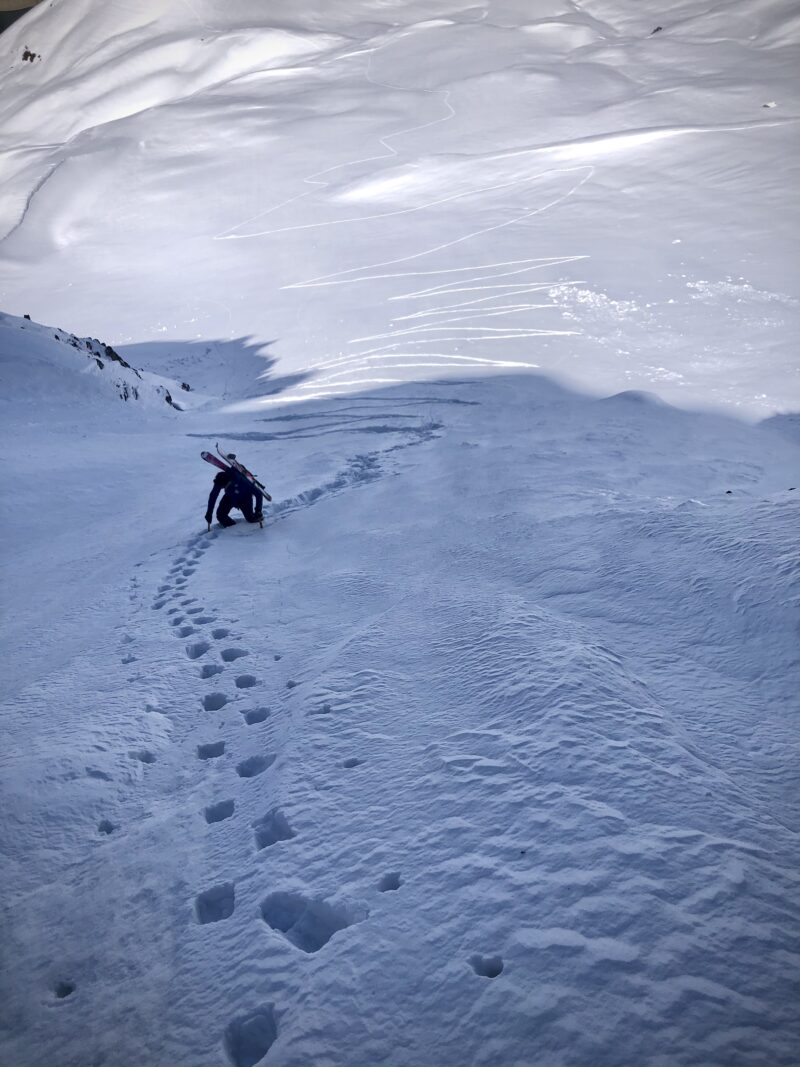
[205,466,264,529]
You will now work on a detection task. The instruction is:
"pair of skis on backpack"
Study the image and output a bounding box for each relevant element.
[202,444,272,532]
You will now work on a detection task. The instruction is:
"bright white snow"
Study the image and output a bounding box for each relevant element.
[1,2,799,1066]
[1,0,799,414]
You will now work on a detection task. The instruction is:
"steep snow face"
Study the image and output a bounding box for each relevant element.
[0,0,798,414]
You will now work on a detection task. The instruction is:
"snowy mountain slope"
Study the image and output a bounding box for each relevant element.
[1,1,800,1066]
[0,0,798,413]
[0,309,197,410]
[0,311,209,702]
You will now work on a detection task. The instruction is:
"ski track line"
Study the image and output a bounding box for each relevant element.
[210,24,799,401]
[212,34,461,243]
[210,28,594,397]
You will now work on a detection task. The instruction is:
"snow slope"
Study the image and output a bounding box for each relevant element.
[0,0,798,413]
[0,309,197,409]
[1,2,799,1066]
[0,311,207,699]
[2,322,799,1067]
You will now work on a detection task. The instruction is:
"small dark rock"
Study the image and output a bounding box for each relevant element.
[23,313,31,320]
[103,344,132,369]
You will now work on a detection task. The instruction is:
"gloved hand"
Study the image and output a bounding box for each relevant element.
[204,511,212,524]
[254,511,264,523]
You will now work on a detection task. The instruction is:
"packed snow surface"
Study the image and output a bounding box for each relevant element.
[1,1,799,1066]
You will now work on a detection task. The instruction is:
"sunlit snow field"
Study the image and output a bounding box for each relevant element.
[1,0,798,413]
[0,2,799,1066]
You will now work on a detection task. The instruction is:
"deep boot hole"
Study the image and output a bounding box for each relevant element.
[195,882,235,924]
[243,707,269,725]
[469,954,504,978]
[236,754,275,779]
[223,1005,278,1067]
[197,740,225,760]
[205,799,235,824]
[378,871,402,892]
[253,809,296,850]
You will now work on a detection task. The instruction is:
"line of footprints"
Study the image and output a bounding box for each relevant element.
[101,531,501,1065]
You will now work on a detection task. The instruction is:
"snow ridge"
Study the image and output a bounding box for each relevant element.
[0,310,193,412]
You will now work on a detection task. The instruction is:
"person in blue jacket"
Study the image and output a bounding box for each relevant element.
[205,467,264,528]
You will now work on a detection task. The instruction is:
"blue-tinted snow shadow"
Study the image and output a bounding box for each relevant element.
[117,331,798,494]
[182,366,796,464]
[118,333,800,455]
[759,411,800,443]
[120,336,312,401]
[181,371,798,516]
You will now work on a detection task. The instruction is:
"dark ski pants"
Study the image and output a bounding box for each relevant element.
[217,494,258,527]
